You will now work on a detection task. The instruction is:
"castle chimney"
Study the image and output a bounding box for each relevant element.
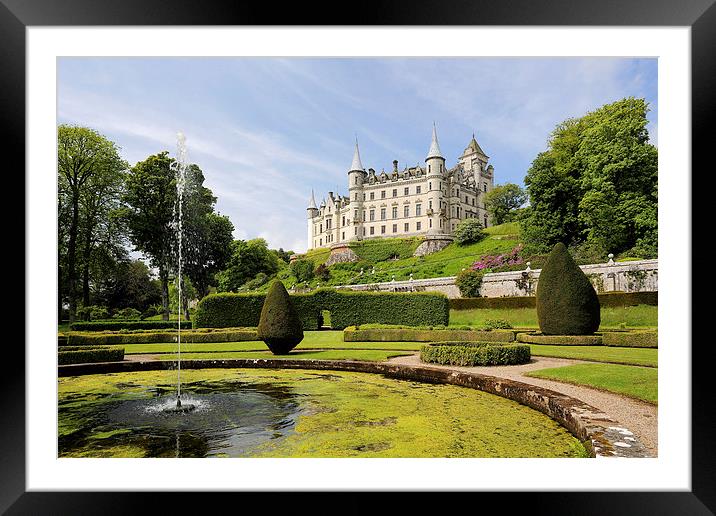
[393,160,398,173]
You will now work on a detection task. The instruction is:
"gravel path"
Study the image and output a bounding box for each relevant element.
[387,353,658,455]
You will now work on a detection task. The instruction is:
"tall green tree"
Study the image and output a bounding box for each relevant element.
[520,98,657,258]
[216,238,280,292]
[484,183,527,225]
[58,125,127,322]
[122,152,177,320]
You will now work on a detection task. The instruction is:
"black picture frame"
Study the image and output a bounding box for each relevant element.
[4,0,712,513]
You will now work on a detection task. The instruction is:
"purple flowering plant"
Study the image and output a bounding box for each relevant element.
[470,245,524,272]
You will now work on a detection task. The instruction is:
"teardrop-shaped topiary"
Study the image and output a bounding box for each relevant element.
[257,280,304,354]
[536,242,600,335]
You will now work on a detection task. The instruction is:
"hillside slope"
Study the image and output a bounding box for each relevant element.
[260,223,521,291]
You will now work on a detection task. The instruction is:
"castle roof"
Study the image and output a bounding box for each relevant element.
[307,189,317,210]
[425,122,444,161]
[462,133,488,159]
[350,139,364,172]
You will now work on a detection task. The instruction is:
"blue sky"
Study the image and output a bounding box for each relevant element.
[58,57,657,253]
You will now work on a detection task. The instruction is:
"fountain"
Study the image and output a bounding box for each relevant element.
[166,131,195,413]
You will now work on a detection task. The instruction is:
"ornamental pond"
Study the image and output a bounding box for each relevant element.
[59,368,589,458]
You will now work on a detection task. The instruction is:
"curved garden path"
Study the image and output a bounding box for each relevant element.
[387,353,658,456]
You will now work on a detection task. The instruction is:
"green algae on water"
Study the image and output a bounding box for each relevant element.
[58,369,589,458]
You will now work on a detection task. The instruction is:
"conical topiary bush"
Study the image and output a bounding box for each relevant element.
[257,280,304,354]
[536,242,600,335]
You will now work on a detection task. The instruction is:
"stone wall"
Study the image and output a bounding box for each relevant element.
[334,259,658,299]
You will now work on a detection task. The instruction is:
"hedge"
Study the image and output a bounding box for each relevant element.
[344,327,515,343]
[420,342,531,366]
[194,289,450,330]
[70,320,193,332]
[450,291,658,310]
[601,331,658,348]
[67,328,258,346]
[516,333,602,346]
[58,345,125,365]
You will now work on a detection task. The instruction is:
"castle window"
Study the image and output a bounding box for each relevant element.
[472,198,475,206]
[465,196,468,203]
[429,200,432,210]
[392,224,397,233]
[416,221,421,231]
[355,193,358,201]
[319,238,322,245]
[363,193,366,201]
[354,210,358,220]
[484,216,488,227]
[370,192,375,200]
[483,183,487,192]
[404,187,409,195]
[370,226,375,235]
[319,223,323,232]
[381,190,386,199]
[342,232,345,240]
[429,182,431,190]
[416,186,421,194]
[416,204,422,216]
[404,222,409,232]
[381,225,386,234]
[428,165,431,173]
[392,189,397,197]
[429,219,432,228]
[380,208,386,220]
[354,228,357,235]
[369,210,375,221]
[404,206,409,217]
[392,207,398,219]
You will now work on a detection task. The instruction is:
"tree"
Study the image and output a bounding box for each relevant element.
[536,242,600,335]
[453,218,486,246]
[521,98,658,258]
[484,183,527,225]
[257,280,304,354]
[94,259,162,313]
[455,269,485,298]
[122,152,177,320]
[215,238,280,292]
[58,125,127,322]
[290,259,314,283]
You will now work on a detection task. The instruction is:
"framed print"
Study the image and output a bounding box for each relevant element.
[5,0,714,513]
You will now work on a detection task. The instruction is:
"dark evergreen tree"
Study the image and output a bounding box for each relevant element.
[257,280,304,354]
[536,242,600,335]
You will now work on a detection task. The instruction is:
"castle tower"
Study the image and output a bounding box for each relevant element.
[459,132,494,227]
[306,189,318,249]
[425,123,446,235]
[347,139,366,241]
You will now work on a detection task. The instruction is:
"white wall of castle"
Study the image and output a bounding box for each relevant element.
[307,137,495,250]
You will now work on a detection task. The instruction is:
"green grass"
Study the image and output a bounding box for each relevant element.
[526,363,658,404]
[116,330,657,367]
[147,349,414,362]
[449,305,657,329]
[527,344,657,367]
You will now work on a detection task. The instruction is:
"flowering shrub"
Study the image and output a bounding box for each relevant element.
[470,245,524,272]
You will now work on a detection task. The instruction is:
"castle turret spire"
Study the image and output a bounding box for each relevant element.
[307,189,317,210]
[350,138,364,172]
[425,122,444,161]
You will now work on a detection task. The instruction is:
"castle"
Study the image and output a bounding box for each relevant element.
[307,125,495,251]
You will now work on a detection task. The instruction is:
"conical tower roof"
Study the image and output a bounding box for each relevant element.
[349,139,364,172]
[463,132,488,158]
[425,122,444,161]
[307,189,317,210]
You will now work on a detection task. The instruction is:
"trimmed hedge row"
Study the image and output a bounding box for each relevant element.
[517,333,602,346]
[450,291,657,310]
[194,289,450,330]
[58,345,125,365]
[344,327,515,343]
[68,329,258,346]
[420,342,531,366]
[601,331,658,348]
[70,320,193,332]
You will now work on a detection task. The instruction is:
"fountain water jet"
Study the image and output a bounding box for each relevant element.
[166,131,196,413]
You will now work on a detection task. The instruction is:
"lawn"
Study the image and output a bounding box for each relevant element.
[526,363,658,404]
[115,330,657,367]
[449,304,657,329]
[527,344,657,367]
[145,349,414,362]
